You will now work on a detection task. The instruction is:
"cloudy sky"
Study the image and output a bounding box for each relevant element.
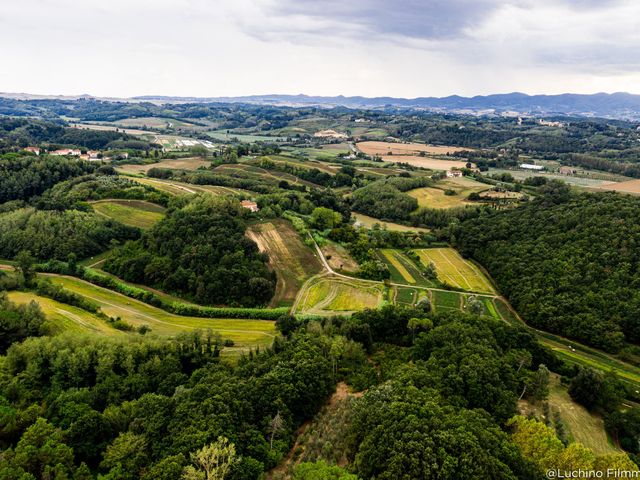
[1,0,639,98]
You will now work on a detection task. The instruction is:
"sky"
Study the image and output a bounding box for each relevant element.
[1,0,639,98]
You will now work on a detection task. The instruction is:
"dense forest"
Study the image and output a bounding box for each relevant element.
[104,195,275,307]
[0,153,96,203]
[1,304,636,479]
[0,207,139,261]
[0,118,152,151]
[457,183,640,352]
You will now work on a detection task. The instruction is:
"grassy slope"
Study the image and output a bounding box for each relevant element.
[90,199,166,229]
[7,291,123,337]
[246,219,323,307]
[41,275,276,354]
[415,247,495,294]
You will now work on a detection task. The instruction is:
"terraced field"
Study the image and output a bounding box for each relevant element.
[90,199,166,229]
[415,248,495,293]
[246,220,322,307]
[294,274,384,316]
[36,275,276,355]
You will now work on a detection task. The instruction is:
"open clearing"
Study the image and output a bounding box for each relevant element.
[38,275,276,354]
[129,176,246,196]
[356,141,474,170]
[71,123,155,136]
[519,374,620,455]
[246,220,322,307]
[294,274,384,316]
[353,213,430,232]
[320,241,359,274]
[7,291,123,336]
[590,178,640,195]
[113,117,195,128]
[357,141,470,156]
[408,176,492,209]
[118,157,211,174]
[91,199,166,229]
[415,248,495,293]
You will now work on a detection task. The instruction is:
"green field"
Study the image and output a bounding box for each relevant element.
[294,275,384,316]
[378,249,438,287]
[432,290,464,311]
[408,177,491,209]
[91,199,166,229]
[7,291,124,336]
[520,375,620,455]
[34,275,276,355]
[415,248,495,293]
[353,213,430,233]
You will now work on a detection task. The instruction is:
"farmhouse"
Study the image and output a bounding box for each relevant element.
[23,146,40,155]
[446,169,464,178]
[50,148,81,156]
[520,163,544,171]
[559,166,576,175]
[241,200,260,212]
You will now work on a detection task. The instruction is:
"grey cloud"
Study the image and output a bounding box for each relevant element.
[256,0,622,41]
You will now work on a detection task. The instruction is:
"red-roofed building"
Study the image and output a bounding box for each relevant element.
[240,200,259,212]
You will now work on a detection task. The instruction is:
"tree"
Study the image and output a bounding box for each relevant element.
[182,437,237,480]
[408,317,432,342]
[101,432,148,479]
[0,417,75,479]
[269,411,285,450]
[310,207,341,230]
[15,250,35,285]
[522,364,550,402]
[466,295,484,315]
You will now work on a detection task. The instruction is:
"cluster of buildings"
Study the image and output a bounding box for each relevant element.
[22,147,128,162]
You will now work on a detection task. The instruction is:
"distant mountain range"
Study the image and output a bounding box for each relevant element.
[3,91,640,120]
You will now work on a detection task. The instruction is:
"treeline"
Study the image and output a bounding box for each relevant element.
[147,168,276,194]
[0,153,96,203]
[0,117,153,151]
[0,207,139,261]
[35,174,171,210]
[456,184,640,352]
[0,292,45,353]
[104,195,276,307]
[350,177,431,221]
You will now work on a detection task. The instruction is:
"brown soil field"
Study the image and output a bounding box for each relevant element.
[591,179,640,195]
[321,241,359,273]
[357,141,470,156]
[246,219,322,307]
[118,157,210,174]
